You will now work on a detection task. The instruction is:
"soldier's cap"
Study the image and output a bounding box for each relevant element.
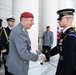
[57,8,75,20]
[6,15,15,22]
[21,12,34,18]
[0,19,3,22]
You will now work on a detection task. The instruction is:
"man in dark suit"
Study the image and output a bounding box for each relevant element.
[0,16,15,75]
[0,19,3,67]
[44,8,76,75]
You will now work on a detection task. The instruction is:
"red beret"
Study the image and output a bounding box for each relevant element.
[21,12,34,18]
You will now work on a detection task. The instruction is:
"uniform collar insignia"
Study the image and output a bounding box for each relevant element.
[21,27,26,32]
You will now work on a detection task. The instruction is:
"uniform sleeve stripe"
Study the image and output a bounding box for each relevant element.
[69,34,76,37]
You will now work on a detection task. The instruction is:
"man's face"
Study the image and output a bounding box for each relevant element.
[58,17,68,28]
[46,27,50,31]
[7,21,15,28]
[24,18,34,29]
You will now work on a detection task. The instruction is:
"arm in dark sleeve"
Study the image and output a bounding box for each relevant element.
[45,46,58,59]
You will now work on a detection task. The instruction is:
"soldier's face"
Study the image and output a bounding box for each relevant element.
[7,21,15,28]
[24,18,34,29]
[46,28,50,31]
[58,17,68,28]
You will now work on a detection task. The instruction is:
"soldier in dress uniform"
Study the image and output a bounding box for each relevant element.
[0,16,15,75]
[0,19,3,67]
[6,12,46,75]
[42,26,53,61]
[45,8,76,75]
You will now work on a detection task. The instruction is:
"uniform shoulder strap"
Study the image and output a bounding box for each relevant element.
[3,28,9,43]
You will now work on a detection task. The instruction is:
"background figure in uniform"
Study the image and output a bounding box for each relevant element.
[0,16,15,75]
[44,8,76,75]
[0,19,3,67]
[42,26,53,61]
[6,12,46,75]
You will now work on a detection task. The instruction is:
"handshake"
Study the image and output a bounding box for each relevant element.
[39,54,46,65]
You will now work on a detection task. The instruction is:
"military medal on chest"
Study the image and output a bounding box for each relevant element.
[59,39,63,45]
[59,39,63,51]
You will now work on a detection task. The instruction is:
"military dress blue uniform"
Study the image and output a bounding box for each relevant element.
[1,27,11,57]
[45,27,76,75]
[45,8,76,75]
[0,27,13,75]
